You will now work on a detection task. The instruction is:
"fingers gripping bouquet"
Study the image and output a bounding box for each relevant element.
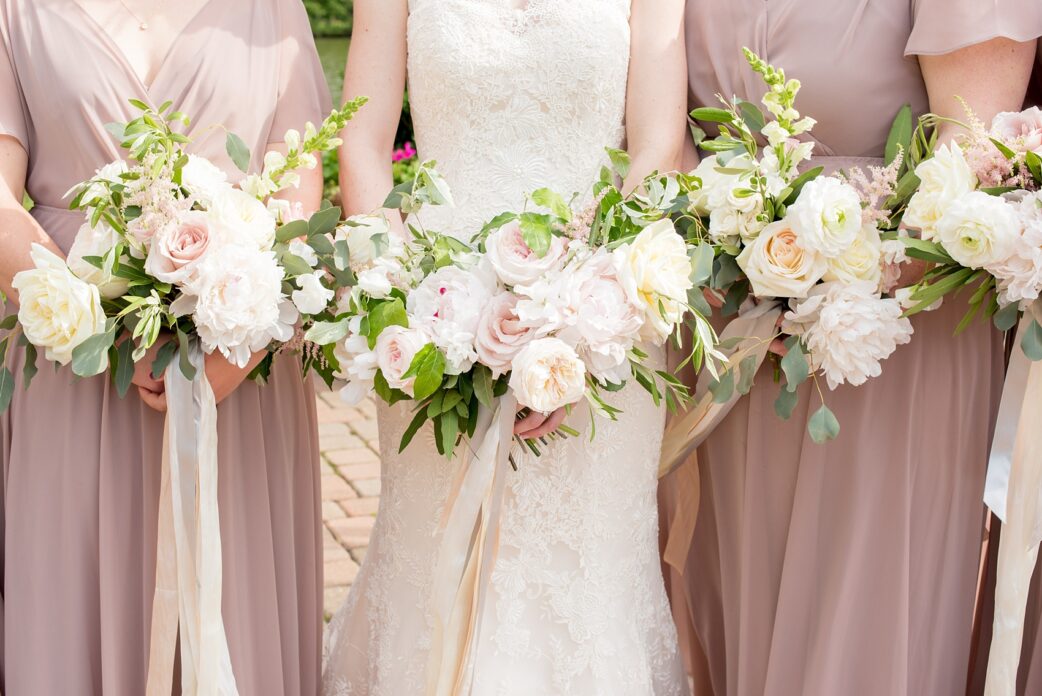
[684,49,914,442]
[308,158,718,459]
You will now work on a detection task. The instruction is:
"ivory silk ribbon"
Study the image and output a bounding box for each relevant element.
[146,346,239,696]
[983,300,1042,696]
[657,301,782,575]
[426,393,517,696]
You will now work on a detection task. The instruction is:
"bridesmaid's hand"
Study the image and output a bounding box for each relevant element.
[514,406,570,439]
[133,337,170,410]
[137,351,266,412]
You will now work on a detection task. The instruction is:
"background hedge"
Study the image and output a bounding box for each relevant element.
[305,0,352,37]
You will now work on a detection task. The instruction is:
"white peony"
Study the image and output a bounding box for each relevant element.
[990,191,1042,305]
[374,325,430,396]
[786,176,862,258]
[335,316,378,406]
[823,223,883,288]
[66,221,130,299]
[612,219,693,343]
[737,219,828,298]
[904,144,978,240]
[206,188,277,250]
[485,221,568,287]
[407,264,496,374]
[13,244,106,365]
[291,271,334,315]
[180,155,232,207]
[782,281,913,389]
[935,191,1021,270]
[509,337,588,414]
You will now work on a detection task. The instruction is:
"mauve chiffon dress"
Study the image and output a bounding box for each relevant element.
[0,0,329,693]
[661,1,1042,695]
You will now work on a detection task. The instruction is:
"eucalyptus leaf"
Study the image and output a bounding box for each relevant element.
[280,252,315,278]
[0,367,13,413]
[780,339,809,392]
[690,243,715,287]
[808,404,840,444]
[275,219,309,243]
[225,132,251,173]
[737,100,766,134]
[114,339,135,398]
[151,339,178,379]
[308,206,342,237]
[1021,319,1042,361]
[21,341,37,391]
[737,355,758,395]
[176,328,196,381]
[774,386,799,420]
[993,302,1021,332]
[439,410,459,459]
[709,368,734,404]
[71,328,117,378]
[473,364,495,411]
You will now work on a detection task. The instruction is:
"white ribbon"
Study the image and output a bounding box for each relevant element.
[983,300,1042,696]
[426,394,517,696]
[146,345,239,696]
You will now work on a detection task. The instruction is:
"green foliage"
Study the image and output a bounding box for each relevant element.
[304,0,353,37]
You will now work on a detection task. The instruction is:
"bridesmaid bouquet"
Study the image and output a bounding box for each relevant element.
[0,98,366,408]
[683,50,915,441]
[307,158,718,458]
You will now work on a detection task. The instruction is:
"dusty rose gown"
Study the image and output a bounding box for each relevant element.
[0,0,329,693]
[661,1,1042,695]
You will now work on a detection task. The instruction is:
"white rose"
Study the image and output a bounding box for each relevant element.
[935,191,1021,270]
[374,325,430,396]
[13,244,106,365]
[67,221,130,299]
[181,155,232,207]
[823,223,883,288]
[689,154,753,217]
[786,176,862,258]
[509,337,587,414]
[407,264,496,374]
[737,219,828,298]
[335,215,395,270]
[485,221,568,287]
[612,219,693,343]
[904,143,978,240]
[207,188,277,250]
[292,271,334,315]
[782,281,913,389]
[709,204,766,245]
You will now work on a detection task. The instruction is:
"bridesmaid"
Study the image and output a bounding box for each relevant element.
[663,1,1042,695]
[0,0,328,693]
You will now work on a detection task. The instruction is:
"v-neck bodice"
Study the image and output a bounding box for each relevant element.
[0,0,331,246]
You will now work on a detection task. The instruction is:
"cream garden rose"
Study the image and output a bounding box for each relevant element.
[13,244,106,365]
[375,325,430,396]
[823,223,883,288]
[786,176,862,258]
[737,219,827,298]
[904,143,977,240]
[509,337,587,414]
[935,191,1021,270]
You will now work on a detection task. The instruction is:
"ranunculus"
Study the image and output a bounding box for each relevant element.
[782,281,913,389]
[935,191,1021,270]
[207,188,277,250]
[612,219,693,343]
[737,220,828,298]
[292,271,334,315]
[66,221,130,299]
[145,210,220,285]
[13,244,106,365]
[509,337,587,414]
[474,292,536,377]
[485,221,568,287]
[181,155,232,207]
[374,325,430,396]
[904,144,978,240]
[786,176,862,258]
[335,215,395,270]
[992,107,1042,155]
[823,223,883,288]
[407,264,496,374]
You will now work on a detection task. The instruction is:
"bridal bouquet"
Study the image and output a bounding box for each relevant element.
[309,158,716,458]
[0,97,366,409]
[684,50,915,441]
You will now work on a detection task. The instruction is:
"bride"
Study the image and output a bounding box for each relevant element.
[323,1,689,694]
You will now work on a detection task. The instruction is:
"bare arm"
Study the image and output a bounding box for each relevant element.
[269,142,325,215]
[0,137,63,300]
[338,0,408,231]
[621,0,687,193]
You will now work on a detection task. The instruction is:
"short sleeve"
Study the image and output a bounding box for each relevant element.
[0,12,28,152]
[269,0,333,141]
[906,0,1042,57]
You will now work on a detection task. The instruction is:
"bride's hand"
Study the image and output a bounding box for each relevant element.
[514,406,570,439]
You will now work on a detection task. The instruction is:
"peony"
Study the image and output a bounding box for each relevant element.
[407,264,495,374]
[207,188,277,250]
[474,292,537,378]
[509,337,587,414]
[335,215,395,270]
[13,244,106,365]
[737,220,828,298]
[786,176,862,258]
[374,325,431,396]
[935,191,1021,270]
[782,281,913,389]
[335,315,378,405]
[181,155,232,207]
[904,144,977,240]
[145,210,221,285]
[823,223,883,288]
[66,221,130,299]
[990,191,1042,305]
[612,219,693,342]
[291,271,334,315]
[485,221,568,287]
[992,107,1042,155]
[177,245,296,367]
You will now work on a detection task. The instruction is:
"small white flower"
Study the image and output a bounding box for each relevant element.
[288,238,319,267]
[292,271,334,315]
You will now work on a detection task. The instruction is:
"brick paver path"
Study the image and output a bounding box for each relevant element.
[316,389,380,619]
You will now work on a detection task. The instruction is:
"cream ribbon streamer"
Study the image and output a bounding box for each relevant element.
[146,345,239,696]
[983,300,1042,696]
[426,393,517,696]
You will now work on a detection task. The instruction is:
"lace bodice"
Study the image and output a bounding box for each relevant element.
[405,0,631,237]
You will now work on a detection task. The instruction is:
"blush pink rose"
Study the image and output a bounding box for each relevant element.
[485,222,568,286]
[992,107,1042,154]
[375,325,430,396]
[474,292,537,377]
[145,211,220,285]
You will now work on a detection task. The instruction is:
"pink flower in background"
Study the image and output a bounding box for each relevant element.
[992,107,1042,155]
[392,141,417,163]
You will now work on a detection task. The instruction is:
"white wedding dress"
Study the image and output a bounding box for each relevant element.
[322,1,687,694]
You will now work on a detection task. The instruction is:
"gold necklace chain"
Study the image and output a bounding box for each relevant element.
[114,0,156,31]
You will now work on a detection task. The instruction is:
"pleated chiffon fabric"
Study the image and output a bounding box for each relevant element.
[665,1,1042,695]
[0,1,330,693]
